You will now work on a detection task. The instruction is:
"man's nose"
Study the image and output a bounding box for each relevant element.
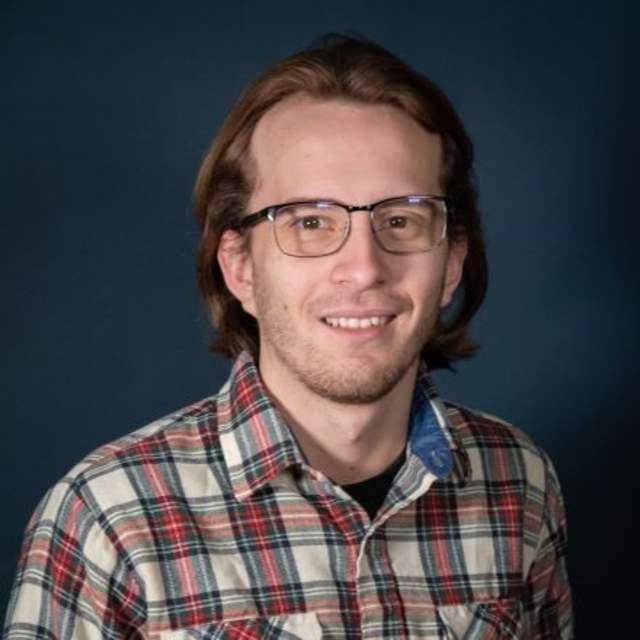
[329,211,388,288]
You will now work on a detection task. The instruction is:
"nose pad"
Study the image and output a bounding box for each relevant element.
[340,208,370,240]
[330,210,387,286]
[343,210,381,251]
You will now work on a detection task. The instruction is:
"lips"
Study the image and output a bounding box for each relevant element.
[322,315,395,329]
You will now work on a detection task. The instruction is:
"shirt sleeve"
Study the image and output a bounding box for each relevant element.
[523,451,574,639]
[3,478,146,639]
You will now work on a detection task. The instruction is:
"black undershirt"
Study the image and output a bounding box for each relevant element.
[340,451,406,519]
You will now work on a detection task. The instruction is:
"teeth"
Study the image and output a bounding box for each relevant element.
[324,316,391,329]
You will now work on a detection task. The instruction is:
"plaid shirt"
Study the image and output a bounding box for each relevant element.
[5,352,572,639]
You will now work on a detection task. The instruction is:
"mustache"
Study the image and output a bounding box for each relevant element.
[308,291,408,314]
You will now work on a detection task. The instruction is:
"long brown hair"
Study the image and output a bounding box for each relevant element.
[194,35,488,370]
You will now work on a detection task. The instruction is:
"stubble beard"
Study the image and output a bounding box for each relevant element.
[253,276,439,405]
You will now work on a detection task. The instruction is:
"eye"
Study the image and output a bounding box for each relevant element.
[284,208,340,231]
[275,203,344,238]
[377,213,417,232]
[294,215,325,230]
[387,216,409,229]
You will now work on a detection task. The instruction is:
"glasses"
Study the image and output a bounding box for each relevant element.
[232,194,448,258]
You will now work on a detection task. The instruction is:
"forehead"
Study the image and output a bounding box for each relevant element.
[248,95,442,207]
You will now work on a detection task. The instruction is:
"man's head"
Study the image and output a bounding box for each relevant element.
[195,36,487,377]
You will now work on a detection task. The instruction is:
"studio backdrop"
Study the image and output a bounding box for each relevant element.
[1,2,637,637]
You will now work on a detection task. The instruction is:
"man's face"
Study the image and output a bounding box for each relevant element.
[219,96,466,403]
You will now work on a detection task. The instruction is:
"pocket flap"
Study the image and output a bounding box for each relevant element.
[437,599,522,639]
[158,611,323,639]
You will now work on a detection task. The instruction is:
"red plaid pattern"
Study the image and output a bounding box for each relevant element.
[4,353,573,638]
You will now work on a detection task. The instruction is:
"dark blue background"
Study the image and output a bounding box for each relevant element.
[2,1,638,635]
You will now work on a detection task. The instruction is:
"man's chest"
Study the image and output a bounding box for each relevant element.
[117,479,534,638]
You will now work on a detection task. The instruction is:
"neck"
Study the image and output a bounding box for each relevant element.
[258,354,418,485]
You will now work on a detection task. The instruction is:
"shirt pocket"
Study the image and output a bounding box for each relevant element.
[157,611,323,639]
[436,599,522,639]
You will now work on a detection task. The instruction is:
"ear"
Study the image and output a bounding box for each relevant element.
[440,238,468,308]
[217,230,257,317]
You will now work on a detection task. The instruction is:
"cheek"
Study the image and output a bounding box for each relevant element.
[253,260,314,316]
[402,257,448,311]
[279,276,314,313]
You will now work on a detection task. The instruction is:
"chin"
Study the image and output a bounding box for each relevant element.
[287,345,419,405]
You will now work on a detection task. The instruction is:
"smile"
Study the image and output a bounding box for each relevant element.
[322,316,394,329]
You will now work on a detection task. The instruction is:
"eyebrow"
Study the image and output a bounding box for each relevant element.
[279,195,342,204]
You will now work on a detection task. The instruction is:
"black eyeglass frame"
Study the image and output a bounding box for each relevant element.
[230,194,450,257]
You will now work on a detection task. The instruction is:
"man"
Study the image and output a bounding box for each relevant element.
[5,36,573,638]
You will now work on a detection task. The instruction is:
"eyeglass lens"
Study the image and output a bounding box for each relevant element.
[273,198,445,257]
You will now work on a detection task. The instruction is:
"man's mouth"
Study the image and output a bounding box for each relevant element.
[322,315,394,329]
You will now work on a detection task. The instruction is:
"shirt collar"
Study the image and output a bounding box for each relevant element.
[217,352,306,501]
[411,360,470,486]
[218,352,469,501]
